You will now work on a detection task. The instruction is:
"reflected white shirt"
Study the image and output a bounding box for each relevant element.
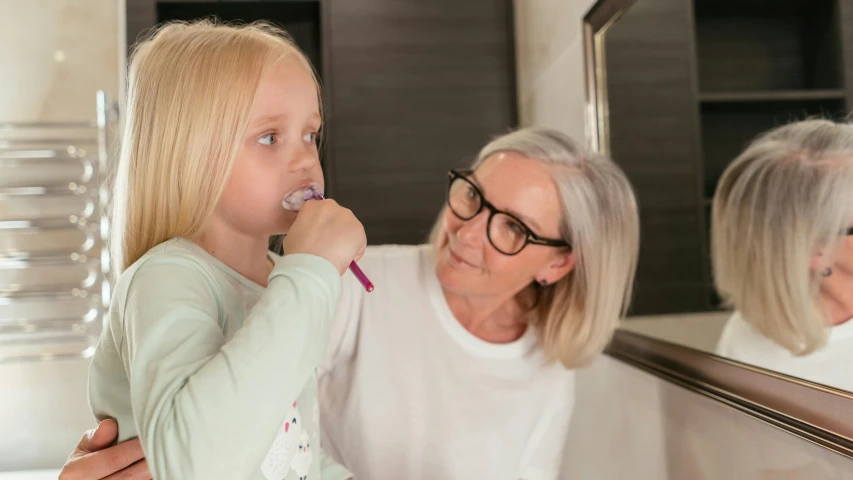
[716,312,853,391]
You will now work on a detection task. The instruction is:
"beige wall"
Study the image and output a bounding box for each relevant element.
[0,0,123,122]
[0,0,124,471]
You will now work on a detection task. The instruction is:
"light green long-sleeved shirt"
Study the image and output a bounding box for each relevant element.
[88,237,352,480]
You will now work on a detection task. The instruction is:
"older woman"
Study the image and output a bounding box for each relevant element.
[713,119,853,391]
[60,127,639,480]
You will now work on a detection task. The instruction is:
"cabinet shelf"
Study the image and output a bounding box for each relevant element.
[699,89,846,103]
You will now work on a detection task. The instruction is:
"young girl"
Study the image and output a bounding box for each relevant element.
[87,20,362,479]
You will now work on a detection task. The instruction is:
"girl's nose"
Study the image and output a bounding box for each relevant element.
[289,141,319,172]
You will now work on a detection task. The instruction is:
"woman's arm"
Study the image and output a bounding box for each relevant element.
[59,422,353,480]
[66,412,583,480]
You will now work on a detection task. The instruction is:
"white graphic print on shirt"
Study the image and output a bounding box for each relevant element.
[292,430,313,479]
[261,402,313,479]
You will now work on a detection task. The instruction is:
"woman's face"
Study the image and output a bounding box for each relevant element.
[434,152,575,300]
[816,215,853,324]
[836,219,853,272]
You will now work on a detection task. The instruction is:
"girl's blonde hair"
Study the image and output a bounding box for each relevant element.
[712,119,853,355]
[431,127,640,369]
[110,20,319,274]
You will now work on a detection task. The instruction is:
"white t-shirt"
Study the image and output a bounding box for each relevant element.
[318,245,575,480]
[716,312,853,392]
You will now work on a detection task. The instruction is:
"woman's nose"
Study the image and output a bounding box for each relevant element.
[456,210,489,246]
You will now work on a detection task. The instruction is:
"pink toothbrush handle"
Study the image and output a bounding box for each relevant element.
[348,261,374,293]
[311,193,374,293]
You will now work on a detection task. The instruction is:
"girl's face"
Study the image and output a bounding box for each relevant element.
[216,58,323,238]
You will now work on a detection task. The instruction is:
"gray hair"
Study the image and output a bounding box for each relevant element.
[433,127,640,368]
[712,119,853,355]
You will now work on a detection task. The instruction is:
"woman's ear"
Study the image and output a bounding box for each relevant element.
[536,251,576,285]
[810,248,826,272]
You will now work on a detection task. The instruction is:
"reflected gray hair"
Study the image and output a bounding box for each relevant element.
[431,127,640,368]
[712,119,853,355]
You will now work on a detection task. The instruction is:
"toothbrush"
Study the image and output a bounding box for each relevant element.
[311,192,374,293]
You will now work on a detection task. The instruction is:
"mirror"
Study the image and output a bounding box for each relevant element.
[588,0,853,393]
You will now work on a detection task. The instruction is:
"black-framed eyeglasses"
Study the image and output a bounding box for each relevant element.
[446,170,571,256]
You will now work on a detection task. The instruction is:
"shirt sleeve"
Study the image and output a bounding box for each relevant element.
[118,253,341,479]
[518,377,576,480]
[318,266,366,375]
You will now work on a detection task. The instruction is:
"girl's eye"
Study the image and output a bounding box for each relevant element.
[303,132,318,144]
[258,133,277,146]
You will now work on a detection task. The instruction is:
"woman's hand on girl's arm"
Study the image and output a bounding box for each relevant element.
[59,419,150,480]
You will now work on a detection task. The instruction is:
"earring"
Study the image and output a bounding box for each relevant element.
[538,279,548,287]
[821,267,833,277]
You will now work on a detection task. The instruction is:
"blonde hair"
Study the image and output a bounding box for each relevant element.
[431,127,640,368]
[712,119,853,355]
[110,20,319,274]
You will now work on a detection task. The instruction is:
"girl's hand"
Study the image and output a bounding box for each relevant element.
[283,199,367,274]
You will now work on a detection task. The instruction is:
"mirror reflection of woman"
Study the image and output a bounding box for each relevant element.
[713,119,853,391]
